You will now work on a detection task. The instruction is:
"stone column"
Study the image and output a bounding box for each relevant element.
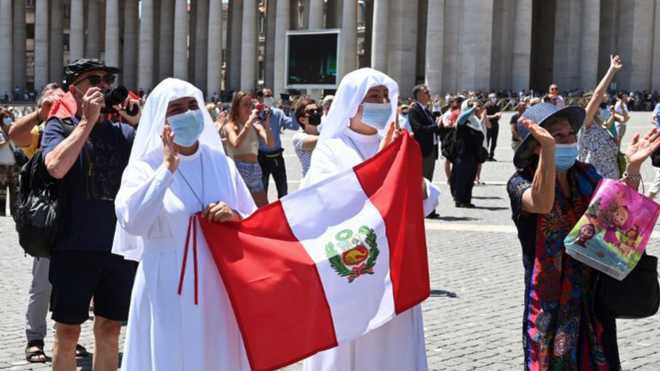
[308,0,323,29]
[273,0,290,95]
[207,0,223,96]
[228,0,243,91]
[138,0,154,90]
[458,0,493,91]
[49,0,64,84]
[86,0,101,58]
[263,0,277,89]
[371,0,388,72]
[173,0,189,80]
[578,0,600,90]
[424,0,443,94]
[386,0,417,95]
[339,0,357,79]
[0,0,12,95]
[69,0,84,61]
[326,0,338,28]
[629,0,655,91]
[13,0,26,89]
[158,0,175,80]
[653,0,660,89]
[105,0,120,68]
[240,0,257,91]
[511,0,532,91]
[194,0,209,92]
[553,0,582,90]
[123,0,139,88]
[34,0,49,90]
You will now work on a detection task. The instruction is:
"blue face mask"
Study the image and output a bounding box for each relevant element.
[361,103,391,130]
[167,109,205,147]
[555,143,578,171]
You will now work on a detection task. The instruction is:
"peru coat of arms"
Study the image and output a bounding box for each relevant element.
[325,225,379,283]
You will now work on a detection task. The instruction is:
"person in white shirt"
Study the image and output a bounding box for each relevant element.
[291,97,321,178]
[548,84,565,108]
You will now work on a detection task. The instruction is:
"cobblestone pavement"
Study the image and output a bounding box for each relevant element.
[1,113,659,370]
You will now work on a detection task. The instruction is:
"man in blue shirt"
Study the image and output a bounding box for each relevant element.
[41,59,136,370]
[256,88,299,198]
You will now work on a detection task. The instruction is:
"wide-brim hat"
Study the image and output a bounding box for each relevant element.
[64,58,120,86]
[513,102,585,169]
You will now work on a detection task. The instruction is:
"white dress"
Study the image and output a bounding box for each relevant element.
[302,129,439,371]
[115,144,256,371]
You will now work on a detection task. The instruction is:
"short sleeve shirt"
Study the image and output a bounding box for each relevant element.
[41,117,135,252]
[292,132,313,177]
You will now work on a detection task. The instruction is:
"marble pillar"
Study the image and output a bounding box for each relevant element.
[228,0,243,91]
[194,0,210,92]
[424,0,443,94]
[0,0,12,95]
[339,0,357,79]
[653,0,660,89]
[511,0,532,91]
[371,0,388,72]
[553,0,581,89]
[13,0,26,89]
[105,0,121,68]
[173,0,189,80]
[240,0,257,91]
[138,0,155,90]
[629,0,655,91]
[159,0,175,80]
[69,0,84,61]
[579,0,600,89]
[387,0,417,95]
[207,0,224,96]
[264,0,277,89]
[86,0,101,58]
[34,0,49,90]
[49,0,64,84]
[273,0,290,95]
[308,0,323,29]
[123,0,139,88]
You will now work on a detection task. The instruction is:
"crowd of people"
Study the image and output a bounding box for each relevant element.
[0,52,658,371]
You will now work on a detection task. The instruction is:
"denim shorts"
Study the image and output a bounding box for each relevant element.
[234,160,264,193]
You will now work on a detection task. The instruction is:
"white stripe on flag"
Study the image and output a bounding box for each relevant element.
[281,168,395,343]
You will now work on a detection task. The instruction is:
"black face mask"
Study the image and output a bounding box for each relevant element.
[308,111,322,126]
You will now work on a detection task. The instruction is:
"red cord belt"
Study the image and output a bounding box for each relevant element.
[177,214,199,305]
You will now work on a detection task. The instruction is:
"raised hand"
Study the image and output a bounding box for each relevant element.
[521,119,555,150]
[610,54,623,71]
[379,121,402,151]
[38,90,65,121]
[81,87,104,124]
[162,125,180,173]
[626,129,660,167]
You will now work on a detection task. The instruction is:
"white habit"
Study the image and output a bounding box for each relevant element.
[300,68,439,371]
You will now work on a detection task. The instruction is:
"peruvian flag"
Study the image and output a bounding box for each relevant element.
[199,132,430,371]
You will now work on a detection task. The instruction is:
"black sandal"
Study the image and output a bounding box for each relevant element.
[75,344,89,358]
[25,341,50,363]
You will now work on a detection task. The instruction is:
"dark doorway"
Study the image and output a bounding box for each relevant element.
[530,0,557,92]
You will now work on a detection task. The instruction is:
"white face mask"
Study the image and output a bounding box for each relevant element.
[2,117,12,125]
[263,97,274,107]
[360,103,391,131]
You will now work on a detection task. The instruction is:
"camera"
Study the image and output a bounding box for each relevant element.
[102,85,139,116]
[255,102,271,121]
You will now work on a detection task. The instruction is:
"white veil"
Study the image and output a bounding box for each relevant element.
[112,78,223,261]
[319,68,399,141]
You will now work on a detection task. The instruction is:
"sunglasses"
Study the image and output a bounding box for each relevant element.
[77,74,116,86]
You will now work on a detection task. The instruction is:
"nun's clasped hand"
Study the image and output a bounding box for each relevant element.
[378,121,402,151]
[162,125,180,173]
[202,202,241,223]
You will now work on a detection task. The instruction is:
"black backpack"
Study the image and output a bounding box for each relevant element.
[13,119,74,257]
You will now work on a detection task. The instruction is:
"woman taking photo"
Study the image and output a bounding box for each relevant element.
[113,78,256,370]
[224,91,274,206]
[507,100,660,370]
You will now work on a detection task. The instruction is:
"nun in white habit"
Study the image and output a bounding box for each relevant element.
[301,68,440,371]
[112,78,255,371]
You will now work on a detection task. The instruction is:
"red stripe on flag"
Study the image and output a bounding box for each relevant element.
[353,132,431,314]
[199,201,337,371]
